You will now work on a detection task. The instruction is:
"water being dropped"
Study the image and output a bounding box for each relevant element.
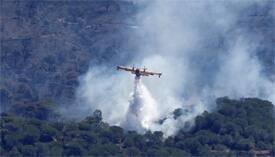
[123,77,159,133]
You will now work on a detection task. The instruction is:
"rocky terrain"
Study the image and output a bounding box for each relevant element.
[0,0,274,112]
[1,0,137,111]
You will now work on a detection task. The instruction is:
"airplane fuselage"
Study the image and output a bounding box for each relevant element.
[132,69,141,78]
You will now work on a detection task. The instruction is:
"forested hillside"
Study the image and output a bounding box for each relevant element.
[1,97,275,156]
[1,1,275,156]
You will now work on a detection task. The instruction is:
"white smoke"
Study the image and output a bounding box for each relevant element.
[75,0,275,136]
[213,38,275,102]
[75,66,131,125]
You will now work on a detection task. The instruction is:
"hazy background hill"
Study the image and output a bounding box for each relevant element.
[1,0,137,111]
[1,0,274,113]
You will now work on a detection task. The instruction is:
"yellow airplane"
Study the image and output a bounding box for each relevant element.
[117,66,162,78]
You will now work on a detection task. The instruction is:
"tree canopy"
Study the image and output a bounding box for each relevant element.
[1,97,275,156]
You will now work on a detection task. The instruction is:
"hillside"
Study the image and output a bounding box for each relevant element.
[1,97,275,156]
[0,0,136,111]
[1,0,274,112]
[1,1,275,156]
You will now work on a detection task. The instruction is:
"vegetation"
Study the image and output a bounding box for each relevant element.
[1,97,275,156]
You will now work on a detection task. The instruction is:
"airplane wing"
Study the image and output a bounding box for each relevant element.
[140,70,162,77]
[117,66,135,72]
[117,65,162,78]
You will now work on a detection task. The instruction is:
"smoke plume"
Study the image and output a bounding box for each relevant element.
[75,0,275,136]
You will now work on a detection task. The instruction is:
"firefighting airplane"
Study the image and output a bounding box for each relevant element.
[117,66,162,78]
